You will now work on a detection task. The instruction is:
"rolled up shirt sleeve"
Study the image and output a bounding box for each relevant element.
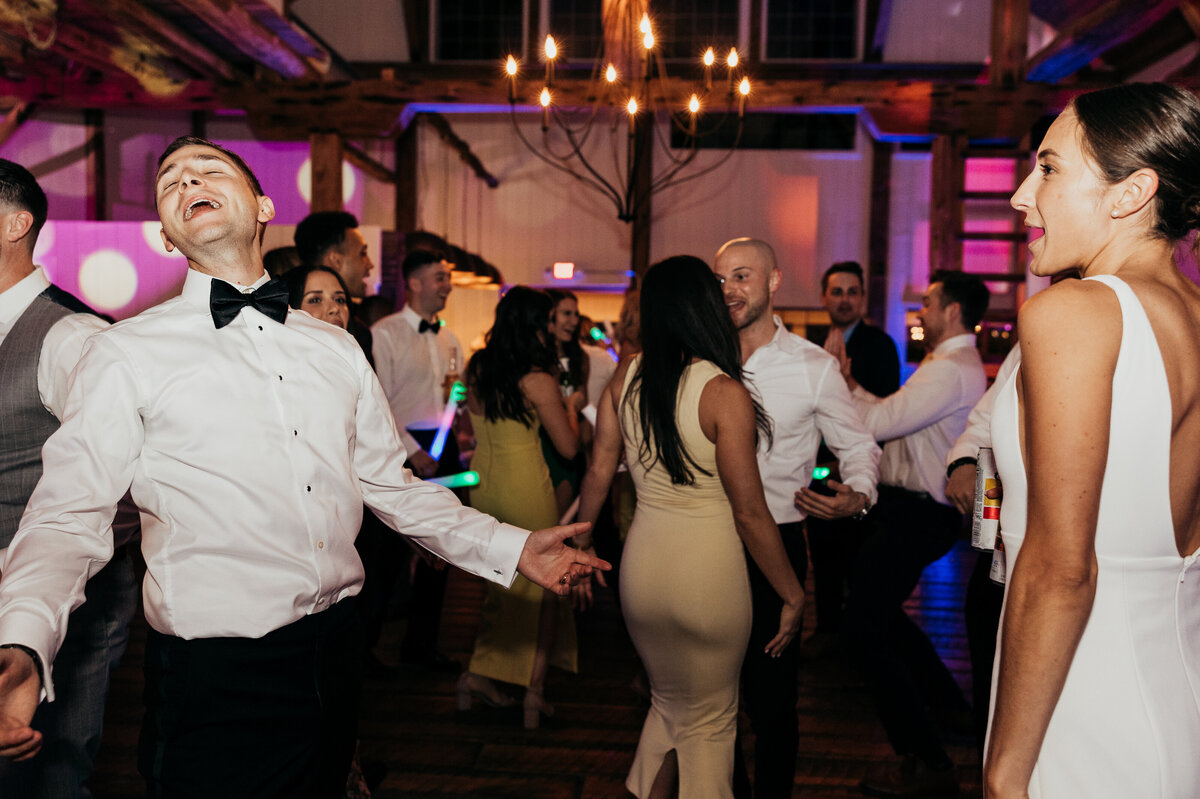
[813,364,881,504]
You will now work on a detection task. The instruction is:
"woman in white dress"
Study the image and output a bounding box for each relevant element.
[985,83,1200,798]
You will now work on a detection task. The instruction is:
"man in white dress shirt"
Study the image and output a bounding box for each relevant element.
[369,249,463,672]
[712,238,881,799]
[0,159,139,798]
[372,250,461,479]
[834,270,989,798]
[0,137,605,797]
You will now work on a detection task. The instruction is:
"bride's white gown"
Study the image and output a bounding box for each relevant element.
[988,274,1200,798]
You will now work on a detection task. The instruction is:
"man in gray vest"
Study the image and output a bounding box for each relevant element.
[0,159,139,797]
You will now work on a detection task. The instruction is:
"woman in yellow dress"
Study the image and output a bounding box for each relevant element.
[457,286,584,729]
[575,256,804,798]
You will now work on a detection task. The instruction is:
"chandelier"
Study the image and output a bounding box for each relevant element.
[503,0,750,224]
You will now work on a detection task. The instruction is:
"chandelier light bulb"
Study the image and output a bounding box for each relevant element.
[627,97,638,115]
[688,95,700,113]
[643,31,654,50]
[703,47,715,66]
[606,64,617,83]
[639,14,651,35]
[540,87,552,107]
[505,56,518,76]
[727,48,739,69]
[739,77,750,96]
[544,36,557,60]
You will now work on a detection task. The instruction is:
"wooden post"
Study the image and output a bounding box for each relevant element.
[989,0,1029,87]
[930,133,965,274]
[84,109,105,221]
[308,131,343,212]
[867,136,893,326]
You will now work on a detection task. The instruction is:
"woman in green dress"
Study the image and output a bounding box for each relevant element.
[457,286,584,729]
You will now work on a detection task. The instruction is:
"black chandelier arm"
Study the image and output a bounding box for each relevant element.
[648,121,746,197]
[562,123,635,214]
[508,105,627,213]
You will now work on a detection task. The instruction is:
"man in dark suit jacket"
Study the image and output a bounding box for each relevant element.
[805,261,900,655]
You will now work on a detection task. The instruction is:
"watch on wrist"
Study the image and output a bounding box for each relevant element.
[0,643,44,685]
[853,494,872,521]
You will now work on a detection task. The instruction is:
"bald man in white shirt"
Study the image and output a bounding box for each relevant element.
[713,238,881,799]
[0,136,606,797]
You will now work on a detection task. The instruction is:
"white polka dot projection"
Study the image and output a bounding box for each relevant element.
[78,249,138,310]
[297,159,356,205]
[32,220,55,262]
[142,221,185,257]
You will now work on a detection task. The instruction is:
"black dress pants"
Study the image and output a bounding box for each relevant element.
[138,598,363,799]
[842,486,966,769]
[734,520,808,799]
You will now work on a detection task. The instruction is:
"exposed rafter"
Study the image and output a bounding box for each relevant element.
[1026,0,1179,83]
[170,0,325,80]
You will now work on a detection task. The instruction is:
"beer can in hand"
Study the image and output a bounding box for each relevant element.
[989,534,1007,585]
[971,447,1001,551]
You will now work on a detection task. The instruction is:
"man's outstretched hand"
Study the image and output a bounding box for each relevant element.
[0,648,42,762]
[518,522,612,596]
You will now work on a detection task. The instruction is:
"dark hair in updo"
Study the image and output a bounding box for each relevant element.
[1070,83,1200,244]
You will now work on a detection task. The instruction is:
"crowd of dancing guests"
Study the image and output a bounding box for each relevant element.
[0,80,1198,799]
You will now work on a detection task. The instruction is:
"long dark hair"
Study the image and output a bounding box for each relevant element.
[545,287,585,389]
[625,255,772,486]
[467,285,557,426]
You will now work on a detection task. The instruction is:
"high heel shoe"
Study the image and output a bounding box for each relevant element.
[523,689,555,730]
[456,672,515,710]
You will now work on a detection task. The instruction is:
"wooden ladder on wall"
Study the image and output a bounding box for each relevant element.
[929,133,1032,322]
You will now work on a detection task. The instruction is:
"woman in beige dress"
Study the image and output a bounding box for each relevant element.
[575,256,804,798]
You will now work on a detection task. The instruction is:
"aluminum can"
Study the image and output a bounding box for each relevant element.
[989,533,1007,585]
[971,447,1001,550]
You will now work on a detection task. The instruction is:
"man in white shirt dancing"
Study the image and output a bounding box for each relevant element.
[834,270,989,798]
[713,238,881,799]
[0,136,605,797]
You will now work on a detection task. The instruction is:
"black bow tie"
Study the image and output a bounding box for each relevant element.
[419,318,441,334]
[209,278,290,329]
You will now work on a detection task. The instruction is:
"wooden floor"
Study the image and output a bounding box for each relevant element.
[88,539,986,798]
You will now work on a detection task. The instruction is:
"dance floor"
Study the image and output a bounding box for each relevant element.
[88,537,985,798]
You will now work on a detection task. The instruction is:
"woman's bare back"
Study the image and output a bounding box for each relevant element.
[1123,268,1200,557]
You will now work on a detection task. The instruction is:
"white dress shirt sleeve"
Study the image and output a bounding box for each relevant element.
[812,363,881,504]
[0,334,139,699]
[350,351,528,588]
[854,357,966,443]
[37,313,108,420]
[946,344,1022,465]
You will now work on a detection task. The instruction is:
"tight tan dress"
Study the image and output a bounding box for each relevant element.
[619,359,752,798]
[466,409,577,686]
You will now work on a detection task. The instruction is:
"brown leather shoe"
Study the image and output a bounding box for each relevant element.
[860,755,959,798]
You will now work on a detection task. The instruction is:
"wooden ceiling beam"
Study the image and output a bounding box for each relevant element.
[0,72,220,109]
[182,0,321,80]
[228,74,1075,141]
[90,0,241,82]
[1026,0,1180,83]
